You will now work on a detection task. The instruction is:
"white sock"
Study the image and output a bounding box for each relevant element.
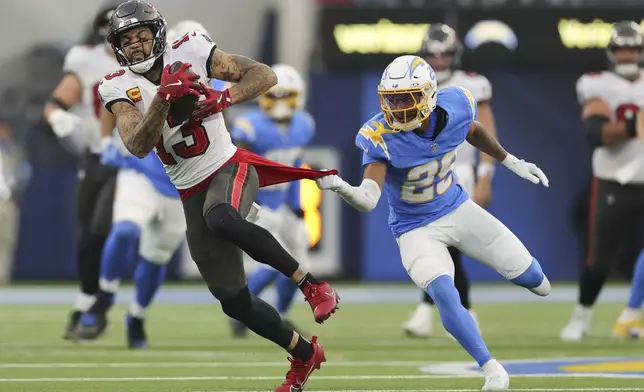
[129,301,146,319]
[99,278,120,293]
[481,359,499,372]
[74,293,96,312]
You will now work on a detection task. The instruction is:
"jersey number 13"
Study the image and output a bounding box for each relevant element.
[155,120,211,165]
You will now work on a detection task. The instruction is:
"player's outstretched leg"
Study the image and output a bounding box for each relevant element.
[230,266,280,338]
[613,249,644,339]
[126,256,167,349]
[427,275,509,390]
[74,221,139,341]
[203,163,339,324]
[508,258,551,296]
[453,200,551,298]
[214,285,326,392]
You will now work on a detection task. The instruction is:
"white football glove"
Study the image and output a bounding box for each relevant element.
[48,108,82,138]
[315,174,344,192]
[502,153,549,187]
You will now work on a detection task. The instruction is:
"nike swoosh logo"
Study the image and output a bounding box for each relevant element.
[217,96,222,103]
[165,81,182,87]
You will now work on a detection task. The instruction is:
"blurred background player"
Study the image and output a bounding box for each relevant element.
[42,6,121,339]
[561,21,644,341]
[316,55,550,390]
[73,106,186,348]
[613,248,644,338]
[228,64,314,337]
[402,23,498,339]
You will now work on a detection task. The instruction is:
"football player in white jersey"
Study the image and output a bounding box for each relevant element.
[561,21,644,341]
[402,23,499,339]
[42,6,122,340]
[98,2,339,390]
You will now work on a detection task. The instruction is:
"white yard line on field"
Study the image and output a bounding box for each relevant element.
[1,374,644,382]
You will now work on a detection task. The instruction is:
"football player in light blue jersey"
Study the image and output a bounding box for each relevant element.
[317,55,551,390]
[74,107,186,349]
[228,64,314,337]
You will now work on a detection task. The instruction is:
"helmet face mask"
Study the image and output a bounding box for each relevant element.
[259,64,305,121]
[378,55,438,132]
[107,1,167,74]
[607,21,644,78]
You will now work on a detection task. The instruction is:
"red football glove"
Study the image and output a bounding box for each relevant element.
[191,83,232,121]
[157,63,201,103]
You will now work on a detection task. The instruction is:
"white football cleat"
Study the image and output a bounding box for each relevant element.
[481,359,509,390]
[560,305,592,341]
[402,302,432,338]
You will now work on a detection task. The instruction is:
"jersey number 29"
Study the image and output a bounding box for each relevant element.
[400,150,456,203]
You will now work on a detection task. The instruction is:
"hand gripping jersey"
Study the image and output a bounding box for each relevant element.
[63,44,120,153]
[356,86,476,238]
[439,70,492,170]
[577,70,644,184]
[230,109,315,210]
[98,32,237,189]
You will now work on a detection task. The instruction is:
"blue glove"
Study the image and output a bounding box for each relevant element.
[101,143,127,168]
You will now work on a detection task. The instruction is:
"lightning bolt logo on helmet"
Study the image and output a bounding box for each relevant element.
[378,55,438,131]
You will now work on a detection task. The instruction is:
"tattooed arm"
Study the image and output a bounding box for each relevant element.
[208,49,277,104]
[110,97,170,158]
[466,120,507,162]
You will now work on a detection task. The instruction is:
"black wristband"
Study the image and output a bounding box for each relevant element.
[49,96,70,111]
[626,116,637,138]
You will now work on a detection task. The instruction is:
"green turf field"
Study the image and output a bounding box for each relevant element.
[1,292,644,391]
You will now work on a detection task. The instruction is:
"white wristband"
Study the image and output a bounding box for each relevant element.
[336,178,381,212]
[476,162,495,179]
[502,152,518,167]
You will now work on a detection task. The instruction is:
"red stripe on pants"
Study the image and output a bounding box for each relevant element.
[230,162,249,210]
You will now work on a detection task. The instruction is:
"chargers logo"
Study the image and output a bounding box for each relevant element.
[126,87,143,103]
[464,20,518,51]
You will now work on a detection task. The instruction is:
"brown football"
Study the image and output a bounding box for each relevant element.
[167,61,199,126]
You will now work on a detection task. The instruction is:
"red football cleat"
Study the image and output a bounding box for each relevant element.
[303,282,340,324]
[274,336,326,392]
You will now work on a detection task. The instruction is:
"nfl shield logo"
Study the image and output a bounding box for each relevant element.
[431,143,438,152]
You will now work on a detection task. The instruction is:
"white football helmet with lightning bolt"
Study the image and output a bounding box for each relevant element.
[378,55,438,131]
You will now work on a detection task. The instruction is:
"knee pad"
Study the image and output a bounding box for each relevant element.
[111,221,141,241]
[216,286,252,321]
[204,204,242,238]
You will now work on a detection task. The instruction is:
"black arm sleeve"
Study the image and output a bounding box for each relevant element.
[583,115,609,148]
